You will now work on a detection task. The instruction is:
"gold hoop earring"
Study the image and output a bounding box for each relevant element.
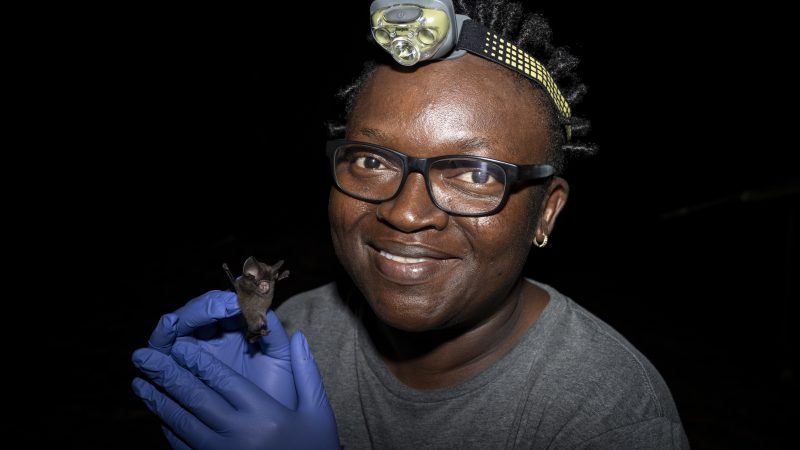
[533,233,549,248]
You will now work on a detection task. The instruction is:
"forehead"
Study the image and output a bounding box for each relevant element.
[348,54,553,163]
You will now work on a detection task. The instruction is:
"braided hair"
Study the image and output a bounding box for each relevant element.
[328,0,596,173]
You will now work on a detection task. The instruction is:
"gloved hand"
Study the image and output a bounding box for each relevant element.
[147,290,295,410]
[132,333,340,450]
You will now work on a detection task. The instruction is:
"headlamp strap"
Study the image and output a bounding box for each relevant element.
[456,20,572,141]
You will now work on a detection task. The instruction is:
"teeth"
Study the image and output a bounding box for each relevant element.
[380,250,431,264]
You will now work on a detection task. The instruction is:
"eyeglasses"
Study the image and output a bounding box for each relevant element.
[326,139,555,216]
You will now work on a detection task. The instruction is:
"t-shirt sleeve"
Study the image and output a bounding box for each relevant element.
[572,417,690,449]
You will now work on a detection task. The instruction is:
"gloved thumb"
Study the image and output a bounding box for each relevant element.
[290,331,331,412]
[258,310,292,360]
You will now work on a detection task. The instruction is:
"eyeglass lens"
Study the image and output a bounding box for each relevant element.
[332,144,507,215]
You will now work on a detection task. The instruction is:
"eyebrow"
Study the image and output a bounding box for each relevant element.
[452,136,497,152]
[354,127,498,154]
[356,127,387,140]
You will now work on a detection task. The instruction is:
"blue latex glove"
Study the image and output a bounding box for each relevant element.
[146,290,296,410]
[132,333,340,450]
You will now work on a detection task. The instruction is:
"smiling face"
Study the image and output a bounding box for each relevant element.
[329,54,567,333]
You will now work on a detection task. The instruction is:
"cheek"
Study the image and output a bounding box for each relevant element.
[328,188,372,258]
[466,191,537,270]
[328,188,346,240]
[329,188,353,248]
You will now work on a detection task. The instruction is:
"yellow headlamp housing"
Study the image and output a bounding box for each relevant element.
[370,1,463,66]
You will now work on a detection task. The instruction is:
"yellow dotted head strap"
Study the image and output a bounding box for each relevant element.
[456,20,572,142]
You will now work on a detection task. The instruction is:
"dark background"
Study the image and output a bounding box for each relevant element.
[38,2,796,448]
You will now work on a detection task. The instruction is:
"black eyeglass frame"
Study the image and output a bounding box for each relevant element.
[326,139,556,217]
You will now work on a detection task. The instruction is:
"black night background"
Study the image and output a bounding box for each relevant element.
[35,2,796,448]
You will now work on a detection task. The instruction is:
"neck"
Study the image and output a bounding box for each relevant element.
[362,277,549,390]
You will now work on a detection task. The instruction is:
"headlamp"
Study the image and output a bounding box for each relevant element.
[369,0,573,141]
[369,0,468,66]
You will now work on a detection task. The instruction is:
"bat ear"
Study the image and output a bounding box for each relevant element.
[272,260,285,271]
[243,256,262,278]
[278,270,290,281]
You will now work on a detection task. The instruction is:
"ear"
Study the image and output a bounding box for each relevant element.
[271,259,284,272]
[534,176,569,244]
[277,270,290,281]
[243,256,263,278]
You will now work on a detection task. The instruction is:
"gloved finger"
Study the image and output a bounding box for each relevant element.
[148,290,240,353]
[173,290,240,336]
[171,340,286,413]
[161,426,192,450]
[132,347,235,429]
[257,309,291,360]
[131,377,215,449]
[290,331,333,412]
[148,313,179,354]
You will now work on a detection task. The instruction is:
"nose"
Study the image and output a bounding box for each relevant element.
[376,172,450,232]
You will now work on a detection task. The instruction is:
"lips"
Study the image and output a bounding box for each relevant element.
[368,240,459,285]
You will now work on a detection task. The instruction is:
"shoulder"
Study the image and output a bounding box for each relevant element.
[275,281,358,341]
[275,282,336,330]
[524,279,687,446]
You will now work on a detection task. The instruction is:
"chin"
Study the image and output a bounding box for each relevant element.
[362,286,455,332]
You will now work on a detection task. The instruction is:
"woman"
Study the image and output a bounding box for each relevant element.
[132,1,689,448]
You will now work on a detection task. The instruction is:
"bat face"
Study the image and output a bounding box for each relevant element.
[242,257,287,291]
[242,257,273,294]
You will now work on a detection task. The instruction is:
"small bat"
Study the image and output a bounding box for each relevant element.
[222,256,290,343]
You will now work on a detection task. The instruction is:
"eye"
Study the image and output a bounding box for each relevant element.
[455,169,498,185]
[355,155,384,170]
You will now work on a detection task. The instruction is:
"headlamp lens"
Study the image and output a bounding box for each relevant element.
[417,28,436,45]
[374,28,392,45]
[390,39,420,66]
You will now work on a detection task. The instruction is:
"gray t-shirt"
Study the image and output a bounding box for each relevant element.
[277,279,689,449]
